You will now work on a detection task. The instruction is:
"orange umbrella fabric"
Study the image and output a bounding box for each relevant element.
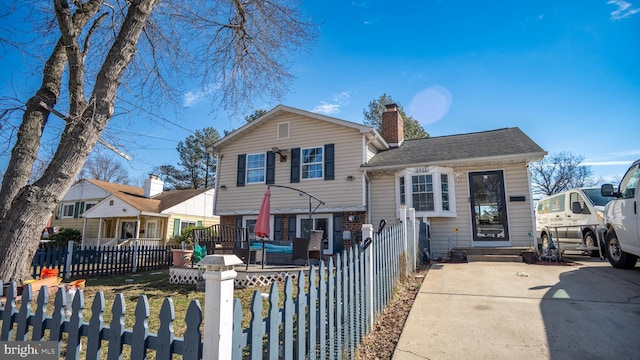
[254,188,271,239]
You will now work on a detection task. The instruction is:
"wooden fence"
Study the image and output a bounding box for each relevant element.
[31,242,175,279]
[2,207,420,359]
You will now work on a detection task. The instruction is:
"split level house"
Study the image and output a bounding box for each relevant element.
[210,104,547,258]
[51,176,219,246]
[209,104,546,256]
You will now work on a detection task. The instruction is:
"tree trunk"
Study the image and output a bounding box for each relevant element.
[0,0,159,282]
[0,45,66,219]
[0,0,104,218]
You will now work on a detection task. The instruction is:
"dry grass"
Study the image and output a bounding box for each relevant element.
[8,266,427,359]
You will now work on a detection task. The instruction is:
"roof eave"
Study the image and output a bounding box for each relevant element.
[361,151,548,172]
[212,104,379,150]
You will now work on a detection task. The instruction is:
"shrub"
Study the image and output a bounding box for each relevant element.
[48,228,82,246]
[171,225,208,247]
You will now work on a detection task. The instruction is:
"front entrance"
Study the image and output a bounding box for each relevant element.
[469,170,509,241]
[300,216,330,255]
[120,221,137,240]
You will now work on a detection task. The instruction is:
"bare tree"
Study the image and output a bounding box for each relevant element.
[530,152,594,196]
[0,0,315,282]
[81,152,130,184]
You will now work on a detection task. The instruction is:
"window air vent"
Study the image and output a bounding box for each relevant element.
[278,122,290,139]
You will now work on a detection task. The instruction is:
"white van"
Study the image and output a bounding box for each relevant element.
[535,188,616,256]
[600,159,640,268]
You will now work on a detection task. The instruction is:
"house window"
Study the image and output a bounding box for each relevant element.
[441,174,450,211]
[412,175,434,211]
[302,147,323,179]
[61,203,75,218]
[397,167,456,217]
[246,153,265,184]
[81,202,97,215]
[180,220,197,233]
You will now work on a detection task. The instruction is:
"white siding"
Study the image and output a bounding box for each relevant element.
[216,113,367,214]
[369,162,535,257]
[86,196,138,217]
[163,189,216,217]
[62,181,109,201]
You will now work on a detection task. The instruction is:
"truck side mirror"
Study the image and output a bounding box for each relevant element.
[601,184,616,197]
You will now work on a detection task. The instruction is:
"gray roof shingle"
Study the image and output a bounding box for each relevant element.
[363,127,545,169]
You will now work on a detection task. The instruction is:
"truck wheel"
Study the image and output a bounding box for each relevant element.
[605,231,638,269]
[583,231,599,257]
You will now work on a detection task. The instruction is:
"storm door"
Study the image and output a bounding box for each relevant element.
[469,170,509,241]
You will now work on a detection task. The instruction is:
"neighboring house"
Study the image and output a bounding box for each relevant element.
[210,104,546,258]
[52,175,219,246]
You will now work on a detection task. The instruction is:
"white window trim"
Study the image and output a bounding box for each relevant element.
[301,146,324,181]
[179,220,197,233]
[396,167,457,218]
[246,152,266,184]
[61,202,76,219]
[81,201,98,216]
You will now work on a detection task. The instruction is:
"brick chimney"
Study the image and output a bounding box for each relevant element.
[144,174,164,198]
[381,103,404,148]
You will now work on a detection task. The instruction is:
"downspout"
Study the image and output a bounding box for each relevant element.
[210,146,221,216]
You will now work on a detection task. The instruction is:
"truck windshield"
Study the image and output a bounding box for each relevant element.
[582,188,615,206]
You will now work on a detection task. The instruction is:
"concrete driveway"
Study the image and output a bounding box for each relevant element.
[393,257,640,360]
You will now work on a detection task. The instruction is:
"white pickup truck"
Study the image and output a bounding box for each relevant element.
[600,159,640,269]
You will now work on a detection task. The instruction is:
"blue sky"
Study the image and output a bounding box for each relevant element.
[1,0,639,184]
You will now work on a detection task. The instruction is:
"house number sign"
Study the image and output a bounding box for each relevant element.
[414,167,431,173]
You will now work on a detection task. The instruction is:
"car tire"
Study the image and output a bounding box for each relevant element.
[583,231,600,257]
[605,230,638,269]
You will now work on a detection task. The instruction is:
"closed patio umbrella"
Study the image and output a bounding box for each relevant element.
[254,187,271,268]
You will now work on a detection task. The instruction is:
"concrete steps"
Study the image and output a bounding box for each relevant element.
[452,247,532,263]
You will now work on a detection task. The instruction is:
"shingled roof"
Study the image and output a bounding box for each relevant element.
[87,179,210,214]
[363,127,546,169]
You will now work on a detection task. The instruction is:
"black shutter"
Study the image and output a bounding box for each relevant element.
[333,213,344,254]
[266,151,275,185]
[237,154,246,187]
[290,148,300,183]
[288,215,297,240]
[324,144,335,180]
[274,215,283,241]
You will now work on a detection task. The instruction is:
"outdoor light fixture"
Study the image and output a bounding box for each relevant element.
[272,147,287,162]
[220,185,227,190]
[346,175,355,181]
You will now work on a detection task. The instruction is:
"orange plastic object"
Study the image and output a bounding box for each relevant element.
[69,279,86,290]
[40,267,59,279]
